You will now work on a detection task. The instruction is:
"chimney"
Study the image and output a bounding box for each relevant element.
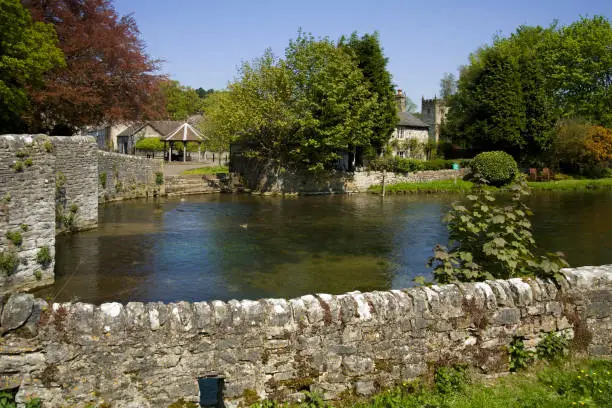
[395,89,406,112]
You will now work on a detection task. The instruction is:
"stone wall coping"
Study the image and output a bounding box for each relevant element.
[98,150,164,162]
[0,265,610,405]
[8,265,606,337]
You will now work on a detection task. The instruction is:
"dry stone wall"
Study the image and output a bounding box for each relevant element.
[1,135,165,294]
[0,135,56,294]
[348,169,467,192]
[0,266,610,407]
[98,152,164,202]
[52,136,98,233]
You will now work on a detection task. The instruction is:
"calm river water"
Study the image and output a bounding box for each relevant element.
[35,191,612,304]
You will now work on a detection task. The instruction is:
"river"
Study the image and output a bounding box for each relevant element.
[34,191,612,304]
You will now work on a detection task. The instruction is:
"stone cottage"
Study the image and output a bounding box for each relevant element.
[389,90,430,159]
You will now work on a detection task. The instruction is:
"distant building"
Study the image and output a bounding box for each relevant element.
[389,90,430,159]
[116,121,185,155]
[82,123,131,151]
[421,97,449,143]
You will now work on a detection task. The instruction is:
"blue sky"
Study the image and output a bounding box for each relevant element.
[115,0,611,110]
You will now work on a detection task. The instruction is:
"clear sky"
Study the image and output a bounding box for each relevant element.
[115,0,610,110]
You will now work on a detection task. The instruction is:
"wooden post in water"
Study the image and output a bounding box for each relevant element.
[381,169,386,197]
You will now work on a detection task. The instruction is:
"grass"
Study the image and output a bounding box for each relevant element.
[527,178,612,191]
[368,179,474,194]
[368,177,612,194]
[181,165,228,175]
[250,359,612,408]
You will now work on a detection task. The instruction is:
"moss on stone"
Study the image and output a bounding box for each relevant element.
[241,388,260,406]
[167,398,198,408]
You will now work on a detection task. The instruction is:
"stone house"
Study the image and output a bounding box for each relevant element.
[390,90,430,159]
[116,121,184,155]
[82,123,131,151]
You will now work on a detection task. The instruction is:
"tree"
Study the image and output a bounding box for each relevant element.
[161,80,204,120]
[550,16,612,127]
[339,32,397,153]
[552,120,612,176]
[404,96,418,114]
[0,0,63,133]
[22,0,165,134]
[284,32,378,171]
[195,87,215,99]
[444,16,612,164]
[199,91,234,160]
[206,31,394,174]
[439,72,457,100]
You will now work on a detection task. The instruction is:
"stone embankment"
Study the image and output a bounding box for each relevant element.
[165,174,228,196]
[0,265,609,407]
[1,135,166,294]
[347,169,467,193]
[98,151,164,202]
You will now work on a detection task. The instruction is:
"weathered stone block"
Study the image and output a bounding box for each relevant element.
[1,293,34,332]
[493,308,521,326]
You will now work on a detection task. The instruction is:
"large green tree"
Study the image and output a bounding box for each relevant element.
[0,0,63,133]
[444,16,612,164]
[205,32,394,173]
[161,80,204,120]
[339,32,397,153]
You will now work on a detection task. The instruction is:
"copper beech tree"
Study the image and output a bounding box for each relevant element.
[23,0,166,134]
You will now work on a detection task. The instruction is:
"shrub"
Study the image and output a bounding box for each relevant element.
[135,137,164,152]
[370,157,472,174]
[471,151,518,186]
[509,337,534,372]
[155,172,164,185]
[99,172,107,188]
[537,332,569,362]
[6,230,23,246]
[434,364,468,394]
[428,177,569,283]
[0,250,19,275]
[12,160,24,172]
[36,246,52,268]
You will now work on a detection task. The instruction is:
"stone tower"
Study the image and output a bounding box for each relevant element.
[395,89,406,112]
[421,97,449,143]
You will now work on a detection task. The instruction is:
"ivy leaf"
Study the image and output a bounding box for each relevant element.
[493,237,506,247]
[492,215,505,224]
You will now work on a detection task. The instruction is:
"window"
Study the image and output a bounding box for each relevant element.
[398,151,406,158]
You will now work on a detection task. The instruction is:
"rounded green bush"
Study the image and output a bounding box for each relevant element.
[471,151,518,186]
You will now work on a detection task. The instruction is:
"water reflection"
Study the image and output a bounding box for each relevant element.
[34,191,612,304]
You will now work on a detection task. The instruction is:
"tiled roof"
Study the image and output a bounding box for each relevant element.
[164,123,205,142]
[398,112,428,129]
[117,123,145,137]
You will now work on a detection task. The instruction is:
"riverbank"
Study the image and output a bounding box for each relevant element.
[367,177,612,194]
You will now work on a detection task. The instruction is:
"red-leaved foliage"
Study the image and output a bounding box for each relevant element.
[23,0,166,134]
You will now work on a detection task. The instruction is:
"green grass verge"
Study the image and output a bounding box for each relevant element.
[350,359,612,408]
[527,178,612,191]
[181,165,228,175]
[250,359,612,408]
[367,178,612,194]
